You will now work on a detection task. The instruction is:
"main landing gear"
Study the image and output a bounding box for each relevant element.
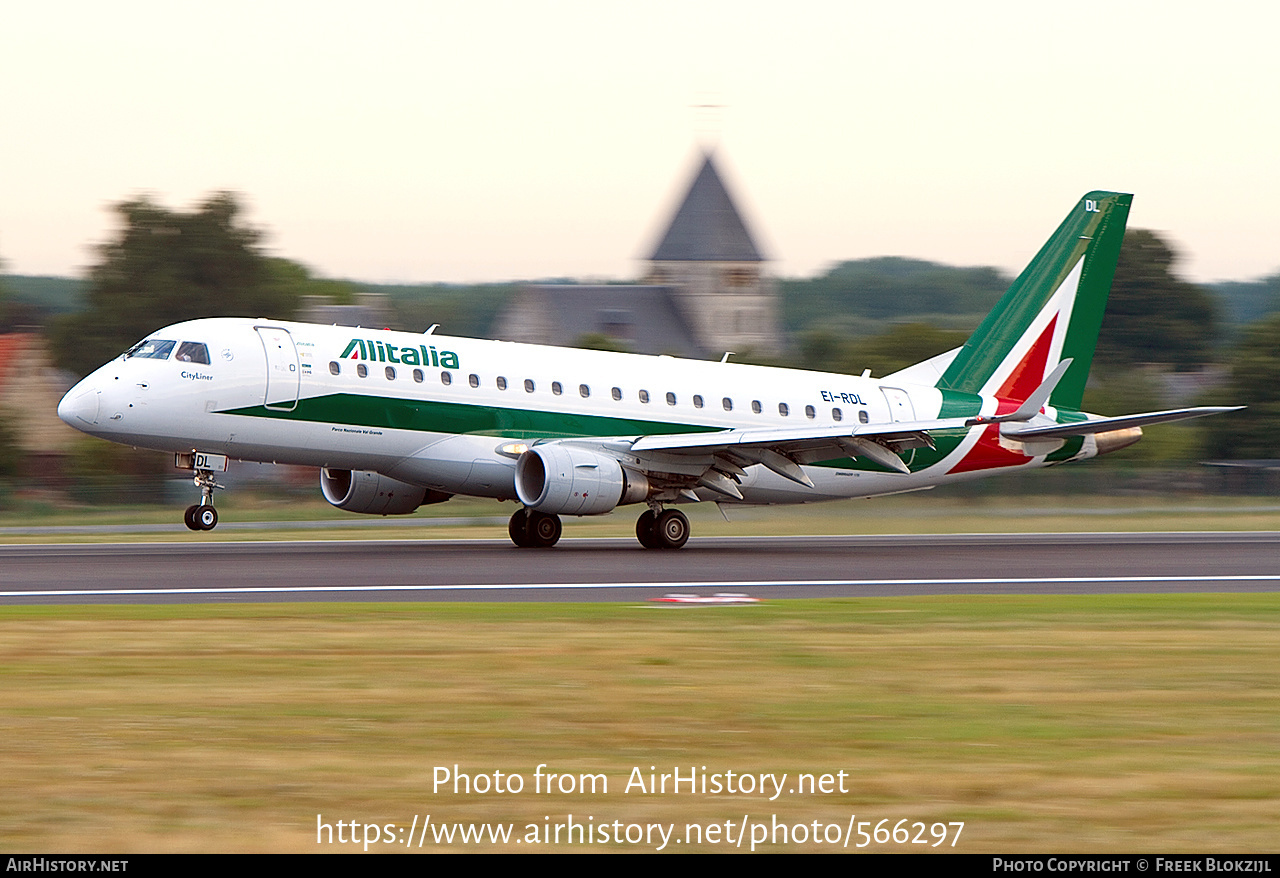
[505,505,691,549]
[183,468,222,531]
[508,507,562,548]
[635,507,689,550]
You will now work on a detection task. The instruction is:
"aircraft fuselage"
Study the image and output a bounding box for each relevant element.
[57,317,1092,507]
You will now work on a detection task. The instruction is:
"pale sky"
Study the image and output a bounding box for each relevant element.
[3,0,1278,285]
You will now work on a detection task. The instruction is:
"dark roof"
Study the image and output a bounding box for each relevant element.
[515,285,706,358]
[648,152,765,263]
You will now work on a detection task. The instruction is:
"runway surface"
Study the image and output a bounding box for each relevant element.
[2,531,1279,604]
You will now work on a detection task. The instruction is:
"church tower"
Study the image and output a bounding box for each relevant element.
[644,151,781,357]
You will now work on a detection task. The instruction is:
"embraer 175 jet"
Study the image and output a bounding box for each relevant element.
[57,192,1237,548]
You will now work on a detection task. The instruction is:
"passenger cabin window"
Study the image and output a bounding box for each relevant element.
[693,394,704,409]
[665,391,676,406]
[552,381,563,396]
[579,384,590,398]
[778,402,789,416]
[357,363,368,378]
[413,369,424,383]
[638,389,650,404]
[832,407,843,421]
[440,371,452,385]
[469,373,480,388]
[329,361,340,376]
[175,341,210,364]
[611,387,622,401]
[385,366,396,380]
[751,400,762,414]
[125,339,176,360]
[496,376,507,390]
[859,410,869,423]
[722,397,733,411]
[805,404,816,419]
[524,379,535,393]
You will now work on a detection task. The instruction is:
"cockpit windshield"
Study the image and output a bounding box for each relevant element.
[123,339,176,360]
[175,341,210,364]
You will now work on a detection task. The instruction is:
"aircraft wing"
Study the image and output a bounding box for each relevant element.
[618,361,1077,495]
[1000,406,1243,440]
[624,416,974,491]
[630,418,971,453]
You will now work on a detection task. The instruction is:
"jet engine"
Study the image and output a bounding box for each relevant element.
[515,445,649,516]
[320,468,448,515]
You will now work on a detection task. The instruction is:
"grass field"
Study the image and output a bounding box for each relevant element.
[2,596,1277,852]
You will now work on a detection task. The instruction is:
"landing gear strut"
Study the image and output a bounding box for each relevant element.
[175,452,228,532]
[635,507,689,550]
[508,507,562,548]
[183,468,222,531]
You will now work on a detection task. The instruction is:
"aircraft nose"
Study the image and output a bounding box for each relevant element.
[58,385,101,427]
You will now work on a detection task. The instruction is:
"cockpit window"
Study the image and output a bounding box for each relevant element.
[124,339,176,360]
[175,341,210,364]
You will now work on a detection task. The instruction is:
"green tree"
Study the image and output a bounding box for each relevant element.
[63,435,171,503]
[1202,313,1280,460]
[780,258,1008,332]
[798,323,967,376]
[1095,230,1218,370]
[573,332,632,353]
[1081,371,1204,464]
[49,192,303,376]
[0,255,24,330]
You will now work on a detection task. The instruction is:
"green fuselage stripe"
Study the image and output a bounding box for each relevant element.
[220,393,724,441]
[219,391,1085,476]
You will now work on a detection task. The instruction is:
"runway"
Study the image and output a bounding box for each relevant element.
[3,531,1280,604]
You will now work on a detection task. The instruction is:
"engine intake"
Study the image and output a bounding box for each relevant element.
[515,445,648,515]
[320,468,448,515]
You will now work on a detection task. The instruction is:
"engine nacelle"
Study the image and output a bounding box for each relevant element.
[514,445,649,516]
[320,468,448,515]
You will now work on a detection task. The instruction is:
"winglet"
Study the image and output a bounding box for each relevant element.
[964,358,1073,427]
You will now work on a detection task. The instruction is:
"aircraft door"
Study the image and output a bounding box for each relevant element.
[256,326,300,411]
[880,387,915,422]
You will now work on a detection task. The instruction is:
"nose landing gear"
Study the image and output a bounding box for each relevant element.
[183,468,223,531]
[175,451,228,532]
[184,502,218,531]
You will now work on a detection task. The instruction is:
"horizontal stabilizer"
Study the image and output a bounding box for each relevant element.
[1001,406,1243,440]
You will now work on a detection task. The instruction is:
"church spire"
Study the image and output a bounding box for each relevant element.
[648,152,765,263]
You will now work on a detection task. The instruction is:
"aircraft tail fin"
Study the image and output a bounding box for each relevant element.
[936,191,1132,411]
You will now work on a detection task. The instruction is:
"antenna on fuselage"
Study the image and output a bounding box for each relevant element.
[425,324,439,335]
[720,352,734,363]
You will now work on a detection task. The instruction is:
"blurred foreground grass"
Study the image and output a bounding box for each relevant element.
[2,596,1277,852]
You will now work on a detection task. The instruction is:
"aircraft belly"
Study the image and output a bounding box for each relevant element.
[389,435,517,500]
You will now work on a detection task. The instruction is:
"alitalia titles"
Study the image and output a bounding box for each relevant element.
[341,339,459,369]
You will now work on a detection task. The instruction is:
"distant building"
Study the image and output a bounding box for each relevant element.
[495,151,781,358]
[0,332,81,477]
[297,292,395,329]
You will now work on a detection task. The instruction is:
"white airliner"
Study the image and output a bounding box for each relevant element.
[57,192,1237,548]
